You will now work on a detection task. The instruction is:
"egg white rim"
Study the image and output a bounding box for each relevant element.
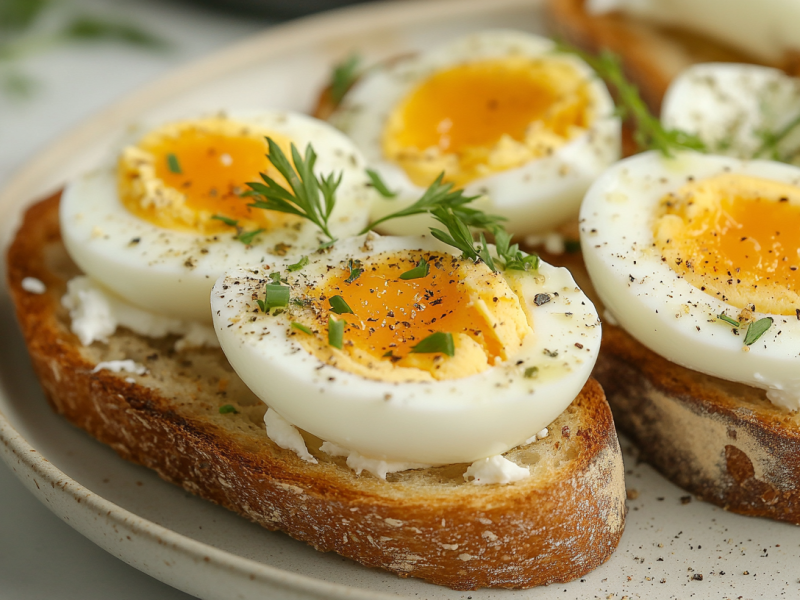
[580,150,800,403]
[211,233,601,464]
[332,29,621,236]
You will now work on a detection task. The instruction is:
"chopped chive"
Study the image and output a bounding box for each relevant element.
[717,313,740,327]
[167,153,181,174]
[269,272,282,284]
[318,239,337,251]
[524,366,539,379]
[264,283,290,310]
[399,258,429,280]
[411,331,454,357]
[211,214,238,227]
[345,259,363,283]
[237,228,263,245]
[219,404,238,414]
[291,322,312,335]
[287,255,309,272]
[328,316,344,349]
[366,168,398,198]
[256,299,266,312]
[329,295,354,315]
[744,317,773,346]
[382,350,394,357]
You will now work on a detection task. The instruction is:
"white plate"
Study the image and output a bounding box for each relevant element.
[1,1,799,598]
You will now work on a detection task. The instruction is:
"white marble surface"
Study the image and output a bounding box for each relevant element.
[0,1,266,597]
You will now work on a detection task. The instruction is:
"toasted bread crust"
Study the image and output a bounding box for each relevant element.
[544,0,766,112]
[7,195,625,590]
[534,248,800,524]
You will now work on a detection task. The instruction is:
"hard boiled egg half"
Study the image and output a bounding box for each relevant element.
[330,30,620,236]
[662,63,800,164]
[581,151,800,410]
[60,110,377,323]
[211,234,601,465]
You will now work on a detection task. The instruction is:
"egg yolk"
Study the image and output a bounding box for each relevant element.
[382,57,592,187]
[654,173,800,315]
[118,118,299,234]
[291,251,531,382]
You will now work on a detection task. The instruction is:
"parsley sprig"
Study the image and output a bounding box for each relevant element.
[753,112,800,162]
[360,173,500,234]
[245,139,342,247]
[557,43,706,157]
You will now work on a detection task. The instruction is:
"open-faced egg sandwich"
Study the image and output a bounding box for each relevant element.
[7,68,626,587]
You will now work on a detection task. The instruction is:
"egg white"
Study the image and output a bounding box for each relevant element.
[211,234,601,465]
[331,30,620,237]
[60,110,377,323]
[662,63,800,164]
[580,151,800,410]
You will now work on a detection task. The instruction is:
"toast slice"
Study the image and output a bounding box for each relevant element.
[6,194,626,590]
[534,248,800,525]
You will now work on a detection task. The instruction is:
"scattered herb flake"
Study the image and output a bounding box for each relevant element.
[717,313,740,327]
[345,259,363,283]
[219,404,238,414]
[328,316,344,349]
[236,228,263,245]
[211,214,238,227]
[287,255,309,272]
[399,258,429,280]
[411,331,455,357]
[329,295,354,315]
[744,317,773,346]
[264,283,290,310]
[291,322,312,335]
[167,153,181,174]
[524,366,539,379]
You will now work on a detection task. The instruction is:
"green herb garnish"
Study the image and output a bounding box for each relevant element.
[557,43,705,157]
[399,258,429,280]
[717,313,740,327]
[245,138,342,246]
[345,259,363,283]
[753,113,800,162]
[411,332,455,357]
[167,153,181,174]
[211,214,262,245]
[287,255,309,272]
[361,173,486,234]
[429,206,482,264]
[330,53,360,104]
[366,168,397,198]
[291,322,313,335]
[219,404,238,414]
[328,316,344,349]
[269,272,282,284]
[492,227,539,271]
[257,282,290,313]
[744,317,773,346]
[329,295,354,315]
[211,214,238,227]
[524,366,539,379]
[237,228,264,245]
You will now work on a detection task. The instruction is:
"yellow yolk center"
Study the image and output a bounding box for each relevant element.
[291,251,531,382]
[118,118,298,234]
[653,173,800,315]
[382,57,592,188]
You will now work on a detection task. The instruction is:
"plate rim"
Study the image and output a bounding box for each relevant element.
[0,0,537,598]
